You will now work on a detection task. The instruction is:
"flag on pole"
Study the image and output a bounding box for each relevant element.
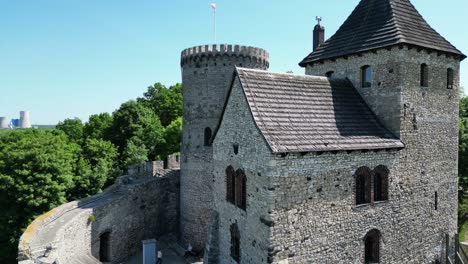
[211,3,216,11]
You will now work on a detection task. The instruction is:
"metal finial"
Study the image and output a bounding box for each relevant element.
[316,16,322,25]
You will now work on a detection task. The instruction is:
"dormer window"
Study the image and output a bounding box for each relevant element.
[326,71,334,78]
[361,66,372,88]
[420,63,428,87]
[447,68,454,89]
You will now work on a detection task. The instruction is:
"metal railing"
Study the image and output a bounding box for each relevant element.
[446,233,468,264]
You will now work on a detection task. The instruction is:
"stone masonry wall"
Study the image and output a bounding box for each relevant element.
[18,159,180,264]
[212,77,274,263]
[211,46,460,263]
[180,44,269,250]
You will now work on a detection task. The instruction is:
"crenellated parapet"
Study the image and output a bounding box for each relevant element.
[181,44,269,69]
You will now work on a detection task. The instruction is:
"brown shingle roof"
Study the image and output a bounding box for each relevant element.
[300,0,466,66]
[236,68,404,153]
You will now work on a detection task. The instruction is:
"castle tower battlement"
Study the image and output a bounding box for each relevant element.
[180,44,269,250]
[181,44,269,69]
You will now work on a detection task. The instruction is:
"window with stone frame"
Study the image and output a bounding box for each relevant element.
[420,63,429,87]
[364,229,380,264]
[356,167,372,205]
[373,165,389,202]
[226,166,236,204]
[361,65,372,88]
[230,223,241,263]
[204,127,212,146]
[235,169,247,210]
[447,68,454,89]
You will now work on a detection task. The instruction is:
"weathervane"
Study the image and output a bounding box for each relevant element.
[316,16,322,25]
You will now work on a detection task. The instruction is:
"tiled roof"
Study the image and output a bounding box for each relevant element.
[300,0,466,66]
[236,68,404,153]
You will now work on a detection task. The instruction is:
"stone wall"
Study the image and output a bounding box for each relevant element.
[18,158,180,264]
[210,46,460,263]
[211,77,274,263]
[305,46,460,263]
[180,44,269,250]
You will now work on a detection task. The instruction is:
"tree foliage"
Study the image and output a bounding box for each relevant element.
[0,130,77,262]
[83,113,113,140]
[110,101,164,164]
[0,81,183,262]
[138,83,183,127]
[56,118,84,144]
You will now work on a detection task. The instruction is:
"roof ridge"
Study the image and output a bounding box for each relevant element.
[236,67,349,83]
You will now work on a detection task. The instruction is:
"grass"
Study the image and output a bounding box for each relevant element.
[460,221,467,242]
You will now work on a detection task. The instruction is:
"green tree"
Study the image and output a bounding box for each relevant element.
[83,113,113,140]
[110,101,164,165]
[160,117,182,158]
[138,83,183,127]
[56,118,84,144]
[0,130,78,262]
[68,138,119,199]
[123,137,149,167]
[459,96,468,231]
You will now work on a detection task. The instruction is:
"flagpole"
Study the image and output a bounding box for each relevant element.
[213,5,216,43]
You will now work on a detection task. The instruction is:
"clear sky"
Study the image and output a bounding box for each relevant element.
[0,0,466,124]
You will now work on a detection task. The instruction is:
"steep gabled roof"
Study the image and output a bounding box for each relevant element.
[300,0,465,66]
[235,68,404,153]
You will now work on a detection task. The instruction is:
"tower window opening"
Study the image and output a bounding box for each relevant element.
[204,127,212,146]
[355,167,372,205]
[364,229,380,264]
[326,71,335,78]
[447,68,454,89]
[230,223,241,263]
[373,165,389,202]
[435,191,438,210]
[226,166,236,204]
[236,169,247,210]
[233,144,239,155]
[420,63,429,87]
[361,66,372,88]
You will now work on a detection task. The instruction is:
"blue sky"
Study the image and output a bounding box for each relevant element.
[0,0,466,124]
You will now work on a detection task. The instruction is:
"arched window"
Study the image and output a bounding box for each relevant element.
[99,231,111,262]
[373,165,389,202]
[230,223,241,262]
[364,229,380,264]
[326,71,335,78]
[226,166,235,204]
[447,68,454,89]
[361,66,372,88]
[204,127,212,146]
[236,169,247,210]
[356,167,372,205]
[420,63,428,87]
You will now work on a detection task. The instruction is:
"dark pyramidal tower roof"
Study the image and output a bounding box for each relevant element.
[300,0,466,66]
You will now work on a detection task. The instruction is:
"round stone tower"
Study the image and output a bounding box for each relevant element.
[180,44,269,249]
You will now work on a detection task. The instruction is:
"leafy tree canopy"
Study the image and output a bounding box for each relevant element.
[56,118,84,144]
[83,113,113,140]
[0,129,78,261]
[138,83,183,127]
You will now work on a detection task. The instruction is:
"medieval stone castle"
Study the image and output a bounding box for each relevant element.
[19,0,465,263]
